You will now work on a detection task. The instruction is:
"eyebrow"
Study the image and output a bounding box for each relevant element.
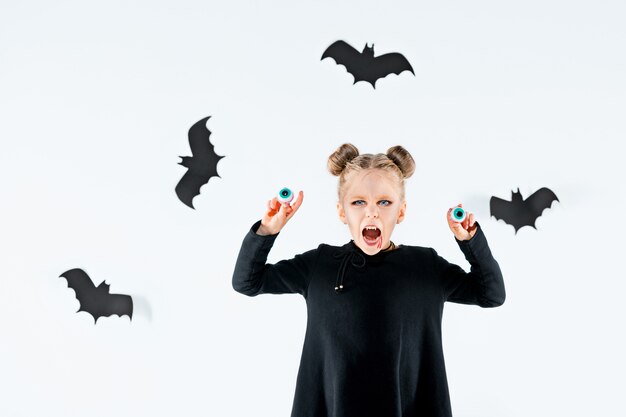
[348,195,394,200]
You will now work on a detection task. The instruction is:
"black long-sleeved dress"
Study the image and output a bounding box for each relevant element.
[232,220,505,417]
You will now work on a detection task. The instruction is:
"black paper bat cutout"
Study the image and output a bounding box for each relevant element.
[59,268,133,323]
[321,40,414,88]
[490,187,559,233]
[175,116,224,209]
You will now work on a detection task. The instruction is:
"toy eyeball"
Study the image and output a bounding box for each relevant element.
[450,206,466,222]
[277,187,294,204]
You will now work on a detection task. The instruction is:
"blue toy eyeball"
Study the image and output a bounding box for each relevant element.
[451,206,466,222]
[277,187,294,203]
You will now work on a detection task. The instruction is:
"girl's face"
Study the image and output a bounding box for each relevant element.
[336,169,406,256]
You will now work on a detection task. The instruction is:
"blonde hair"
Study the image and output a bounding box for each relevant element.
[327,143,416,201]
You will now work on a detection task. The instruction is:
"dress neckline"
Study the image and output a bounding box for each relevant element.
[347,240,403,258]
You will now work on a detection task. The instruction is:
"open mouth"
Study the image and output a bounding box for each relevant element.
[362,225,382,248]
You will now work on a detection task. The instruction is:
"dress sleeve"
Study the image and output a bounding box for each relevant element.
[232,220,318,298]
[431,221,506,307]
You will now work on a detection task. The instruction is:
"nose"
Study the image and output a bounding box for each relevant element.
[365,203,379,218]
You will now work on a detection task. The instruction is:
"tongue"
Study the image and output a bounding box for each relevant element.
[363,229,380,240]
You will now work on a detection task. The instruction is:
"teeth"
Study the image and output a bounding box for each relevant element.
[365,226,378,230]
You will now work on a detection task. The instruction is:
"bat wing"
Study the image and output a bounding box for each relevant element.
[101,293,133,322]
[321,40,370,84]
[490,196,513,223]
[524,187,560,226]
[490,195,527,233]
[60,269,133,323]
[188,116,213,158]
[370,52,414,87]
[59,268,97,311]
[175,169,210,209]
[177,116,224,209]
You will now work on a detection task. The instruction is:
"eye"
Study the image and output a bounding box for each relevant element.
[378,200,392,206]
[351,200,365,206]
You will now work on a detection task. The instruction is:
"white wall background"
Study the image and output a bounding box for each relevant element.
[1,0,624,416]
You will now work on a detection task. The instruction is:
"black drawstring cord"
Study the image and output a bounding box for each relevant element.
[333,246,366,293]
[334,254,349,292]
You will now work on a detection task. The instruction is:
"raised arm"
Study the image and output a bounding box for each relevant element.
[232,190,312,297]
[232,220,317,297]
[432,221,506,307]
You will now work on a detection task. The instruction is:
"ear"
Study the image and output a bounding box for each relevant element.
[397,200,407,224]
[336,201,347,224]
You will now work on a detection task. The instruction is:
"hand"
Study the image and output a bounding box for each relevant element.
[257,191,304,235]
[446,203,477,241]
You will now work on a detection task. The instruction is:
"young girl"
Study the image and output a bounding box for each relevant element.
[232,143,505,417]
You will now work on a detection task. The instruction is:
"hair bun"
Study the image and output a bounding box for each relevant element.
[386,146,416,179]
[327,143,359,176]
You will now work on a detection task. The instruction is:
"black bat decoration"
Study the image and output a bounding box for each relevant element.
[175,116,224,209]
[490,187,560,233]
[321,40,414,88]
[59,268,133,323]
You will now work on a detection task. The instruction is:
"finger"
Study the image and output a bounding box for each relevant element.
[267,198,281,216]
[289,191,304,216]
[465,211,474,229]
[282,191,303,220]
[279,200,296,219]
[270,197,281,211]
[446,207,453,223]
